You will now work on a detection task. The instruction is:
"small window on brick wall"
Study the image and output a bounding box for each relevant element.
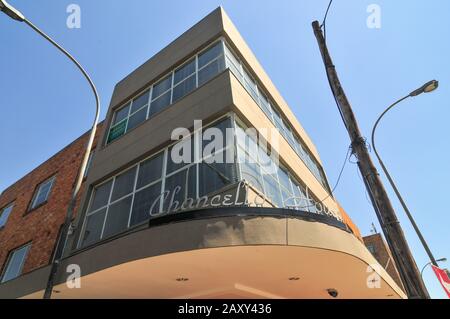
[1,243,31,283]
[30,176,56,210]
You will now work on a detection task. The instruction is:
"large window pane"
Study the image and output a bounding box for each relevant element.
[172,75,196,103]
[1,244,31,283]
[166,139,194,174]
[278,167,292,194]
[103,196,132,238]
[263,175,282,207]
[198,57,225,86]
[202,117,232,154]
[130,182,162,226]
[163,166,196,212]
[90,180,113,212]
[174,59,195,84]
[31,177,55,209]
[113,104,130,125]
[149,91,171,116]
[130,90,150,113]
[111,167,137,202]
[81,208,106,248]
[199,160,236,197]
[152,75,172,99]
[224,45,242,78]
[137,153,164,189]
[198,42,223,68]
[0,204,13,228]
[126,107,147,132]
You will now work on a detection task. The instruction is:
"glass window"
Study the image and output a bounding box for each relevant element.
[30,176,55,209]
[90,180,113,212]
[0,203,14,228]
[130,182,162,226]
[163,166,196,212]
[243,68,259,102]
[102,195,133,238]
[137,153,164,189]
[198,58,225,86]
[263,175,282,207]
[126,107,147,132]
[258,94,273,120]
[149,91,171,116]
[166,139,194,174]
[1,243,31,283]
[174,59,195,85]
[152,75,172,99]
[113,104,130,125]
[224,45,242,78]
[202,117,233,153]
[111,167,137,202]
[238,148,264,193]
[199,158,236,197]
[172,75,196,103]
[130,90,150,114]
[198,42,223,69]
[83,151,95,179]
[81,208,106,248]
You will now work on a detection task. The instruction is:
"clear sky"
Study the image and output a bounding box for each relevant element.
[0,0,449,298]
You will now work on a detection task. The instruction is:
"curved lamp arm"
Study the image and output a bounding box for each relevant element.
[370,81,439,269]
[1,1,100,299]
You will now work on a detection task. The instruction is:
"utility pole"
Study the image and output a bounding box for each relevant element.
[312,20,429,299]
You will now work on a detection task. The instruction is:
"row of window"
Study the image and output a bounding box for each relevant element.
[105,38,328,194]
[80,117,237,248]
[106,41,226,144]
[0,175,56,230]
[235,122,322,215]
[222,43,330,191]
[79,115,336,249]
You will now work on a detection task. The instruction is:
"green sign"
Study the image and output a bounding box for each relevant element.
[107,120,127,144]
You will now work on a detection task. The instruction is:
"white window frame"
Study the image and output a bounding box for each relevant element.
[0,202,14,228]
[30,176,55,210]
[1,243,31,283]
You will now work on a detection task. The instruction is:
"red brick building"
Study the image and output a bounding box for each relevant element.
[0,123,103,281]
[363,233,404,290]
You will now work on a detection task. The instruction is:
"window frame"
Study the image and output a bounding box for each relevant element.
[0,202,14,229]
[106,39,228,145]
[28,175,56,211]
[79,114,235,249]
[0,243,32,283]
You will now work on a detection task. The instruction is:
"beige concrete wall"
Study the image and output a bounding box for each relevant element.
[219,8,322,164]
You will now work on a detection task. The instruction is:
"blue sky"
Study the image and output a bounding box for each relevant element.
[0,0,449,298]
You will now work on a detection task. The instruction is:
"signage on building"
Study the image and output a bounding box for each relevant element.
[148,180,343,223]
[431,265,450,298]
[107,120,127,143]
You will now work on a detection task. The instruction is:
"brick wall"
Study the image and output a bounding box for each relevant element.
[0,123,103,277]
[363,233,405,291]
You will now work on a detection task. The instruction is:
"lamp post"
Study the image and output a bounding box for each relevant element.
[371,80,439,269]
[421,258,447,279]
[0,0,100,299]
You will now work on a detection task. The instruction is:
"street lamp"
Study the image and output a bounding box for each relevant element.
[371,80,439,269]
[0,0,100,299]
[421,258,447,278]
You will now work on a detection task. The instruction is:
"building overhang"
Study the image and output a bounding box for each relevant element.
[0,207,406,299]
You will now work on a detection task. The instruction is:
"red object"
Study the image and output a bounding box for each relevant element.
[431,265,450,298]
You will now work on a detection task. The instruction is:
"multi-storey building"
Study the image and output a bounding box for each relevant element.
[0,7,405,299]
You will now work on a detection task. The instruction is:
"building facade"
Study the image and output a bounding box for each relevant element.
[0,123,103,288]
[363,233,404,290]
[0,7,405,299]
